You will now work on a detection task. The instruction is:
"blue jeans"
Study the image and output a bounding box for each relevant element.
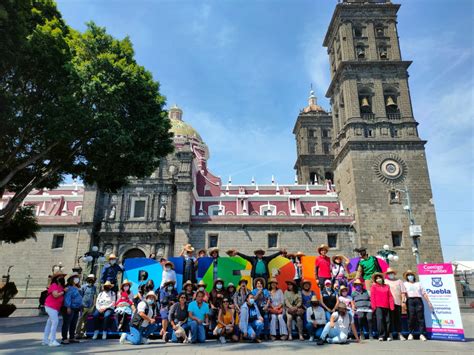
[171,323,191,343]
[305,322,324,338]
[244,320,264,339]
[92,309,114,332]
[320,323,348,344]
[126,324,159,345]
[189,320,206,343]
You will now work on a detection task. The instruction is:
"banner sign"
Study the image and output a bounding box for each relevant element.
[124,256,320,296]
[417,263,465,341]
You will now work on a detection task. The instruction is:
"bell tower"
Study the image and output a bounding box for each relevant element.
[323,0,442,269]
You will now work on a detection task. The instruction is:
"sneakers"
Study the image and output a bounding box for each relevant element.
[219,336,226,344]
[399,334,406,341]
[407,334,414,340]
[309,336,314,342]
[102,331,107,340]
[49,340,61,347]
[92,330,99,340]
[41,341,49,346]
[387,337,392,342]
[378,337,384,341]
[119,333,127,345]
[254,338,262,343]
[420,334,427,341]
[316,339,325,346]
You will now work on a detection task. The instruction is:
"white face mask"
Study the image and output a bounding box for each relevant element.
[110,260,116,265]
[73,278,80,284]
[123,286,130,291]
[376,278,383,284]
[199,287,205,292]
[388,274,395,280]
[407,275,415,282]
[165,267,171,272]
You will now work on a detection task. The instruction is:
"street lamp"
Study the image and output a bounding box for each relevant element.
[377,244,399,265]
[395,186,421,265]
[82,246,105,276]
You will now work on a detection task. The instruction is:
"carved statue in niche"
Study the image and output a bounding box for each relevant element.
[159,205,166,219]
[109,205,116,219]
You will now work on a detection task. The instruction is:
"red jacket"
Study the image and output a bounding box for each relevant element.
[370,283,394,310]
[315,255,331,278]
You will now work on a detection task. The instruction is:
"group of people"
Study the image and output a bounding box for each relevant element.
[41,244,433,347]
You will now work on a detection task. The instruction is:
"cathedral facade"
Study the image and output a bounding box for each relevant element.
[0,0,442,295]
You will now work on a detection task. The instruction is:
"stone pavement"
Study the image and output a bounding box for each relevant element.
[0,314,472,355]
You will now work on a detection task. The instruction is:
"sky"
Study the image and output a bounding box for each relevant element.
[55,0,473,262]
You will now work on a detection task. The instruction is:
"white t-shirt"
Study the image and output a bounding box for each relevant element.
[160,269,177,287]
[137,300,155,327]
[331,311,352,335]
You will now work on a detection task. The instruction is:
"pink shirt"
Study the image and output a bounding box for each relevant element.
[45,283,64,311]
[385,279,406,306]
[370,283,394,311]
[404,282,426,298]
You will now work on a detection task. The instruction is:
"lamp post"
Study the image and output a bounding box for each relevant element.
[377,244,399,265]
[395,186,421,265]
[82,246,105,276]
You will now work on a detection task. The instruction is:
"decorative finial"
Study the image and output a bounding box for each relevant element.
[251,177,255,185]
[271,175,275,185]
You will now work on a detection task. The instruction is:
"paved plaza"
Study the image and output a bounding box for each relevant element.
[0,313,472,355]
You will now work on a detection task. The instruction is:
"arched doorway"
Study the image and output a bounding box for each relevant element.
[122,248,146,260]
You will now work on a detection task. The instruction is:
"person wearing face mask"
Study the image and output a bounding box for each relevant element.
[100,254,123,292]
[331,255,350,290]
[403,270,432,341]
[159,280,178,342]
[370,272,394,341]
[92,281,116,340]
[338,286,355,316]
[115,280,135,334]
[305,296,326,342]
[76,274,97,339]
[180,244,197,284]
[61,273,83,344]
[320,280,339,321]
[352,279,373,339]
[160,261,177,288]
[317,303,359,345]
[239,294,264,343]
[354,247,382,292]
[209,278,226,330]
[194,280,210,302]
[120,291,158,345]
[42,271,67,347]
[183,280,195,304]
[384,268,407,340]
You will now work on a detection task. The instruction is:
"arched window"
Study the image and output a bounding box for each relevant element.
[358,87,373,118]
[208,204,225,216]
[356,44,366,59]
[353,24,363,38]
[375,24,385,37]
[384,87,400,119]
[311,206,329,216]
[260,204,277,216]
[378,43,388,60]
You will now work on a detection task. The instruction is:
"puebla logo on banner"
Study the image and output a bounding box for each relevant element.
[417,263,465,341]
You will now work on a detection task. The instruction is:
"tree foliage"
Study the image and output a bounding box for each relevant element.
[0,0,174,242]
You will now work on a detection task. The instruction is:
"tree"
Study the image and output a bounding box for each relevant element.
[0,1,174,242]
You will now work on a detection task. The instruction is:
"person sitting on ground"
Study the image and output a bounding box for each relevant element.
[305,295,326,342]
[268,278,288,340]
[317,303,360,345]
[159,280,178,342]
[120,291,158,345]
[320,280,339,321]
[92,281,116,340]
[213,298,238,344]
[370,272,394,341]
[169,293,190,343]
[115,280,135,333]
[352,279,373,340]
[239,293,264,343]
[188,290,210,343]
[284,280,304,341]
[61,273,83,345]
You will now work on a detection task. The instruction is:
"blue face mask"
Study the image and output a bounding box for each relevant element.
[167,286,173,291]
[249,298,255,305]
[216,283,223,290]
[407,275,415,282]
[146,299,154,305]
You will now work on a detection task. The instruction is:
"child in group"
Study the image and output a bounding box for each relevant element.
[115,280,135,333]
[331,255,350,290]
[338,286,355,316]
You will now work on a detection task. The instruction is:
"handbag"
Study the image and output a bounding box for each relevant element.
[268,306,283,315]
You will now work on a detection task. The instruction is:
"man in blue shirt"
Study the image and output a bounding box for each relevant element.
[100,254,123,291]
[188,291,210,343]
